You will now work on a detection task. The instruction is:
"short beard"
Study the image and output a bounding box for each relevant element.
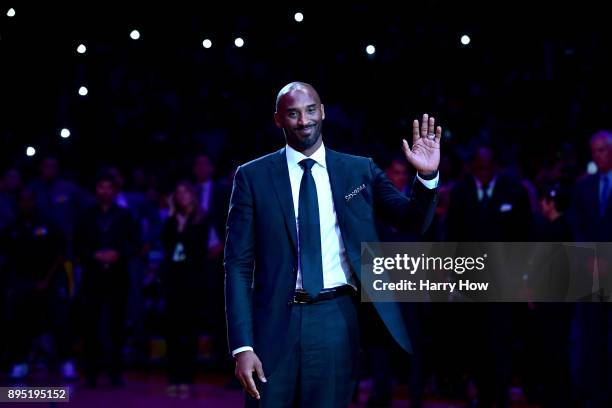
[286,124,321,151]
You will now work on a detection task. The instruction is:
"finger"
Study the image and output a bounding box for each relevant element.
[412,119,420,144]
[421,113,429,138]
[402,139,411,157]
[435,126,442,143]
[428,116,435,136]
[255,361,267,383]
[245,373,260,399]
[236,371,248,391]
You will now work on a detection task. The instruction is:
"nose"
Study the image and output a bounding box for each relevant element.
[297,114,307,127]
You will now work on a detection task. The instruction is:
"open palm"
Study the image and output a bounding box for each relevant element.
[402,113,441,175]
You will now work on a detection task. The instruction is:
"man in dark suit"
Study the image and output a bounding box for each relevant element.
[225,82,440,407]
[569,130,612,407]
[444,146,533,408]
[572,130,612,242]
[445,146,534,242]
[192,153,231,361]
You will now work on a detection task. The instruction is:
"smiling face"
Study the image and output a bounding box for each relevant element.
[274,83,325,154]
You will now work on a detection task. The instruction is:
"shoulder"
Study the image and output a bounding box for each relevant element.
[236,148,284,175]
[325,148,374,174]
[575,174,598,188]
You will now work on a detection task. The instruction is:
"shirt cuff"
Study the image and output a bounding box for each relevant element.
[232,346,254,357]
[416,172,439,189]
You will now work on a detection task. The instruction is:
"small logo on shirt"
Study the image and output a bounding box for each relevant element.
[345,184,366,202]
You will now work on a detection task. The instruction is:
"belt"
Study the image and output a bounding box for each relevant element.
[292,285,356,304]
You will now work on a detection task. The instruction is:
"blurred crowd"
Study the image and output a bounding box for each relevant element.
[0,128,610,406]
[1,4,611,406]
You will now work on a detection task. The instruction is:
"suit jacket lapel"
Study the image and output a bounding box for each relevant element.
[269,148,298,255]
[325,148,348,229]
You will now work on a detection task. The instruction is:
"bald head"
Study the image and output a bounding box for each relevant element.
[275,82,321,112]
[273,81,325,155]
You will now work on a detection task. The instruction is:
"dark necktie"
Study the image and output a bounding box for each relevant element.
[480,184,490,210]
[298,158,324,298]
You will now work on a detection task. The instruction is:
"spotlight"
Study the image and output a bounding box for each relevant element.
[294,12,304,22]
[26,146,36,157]
[202,39,212,49]
[60,128,71,138]
[461,35,471,45]
[130,30,140,40]
[77,44,87,54]
[7,8,15,17]
[78,86,88,96]
[234,37,244,48]
[366,45,376,55]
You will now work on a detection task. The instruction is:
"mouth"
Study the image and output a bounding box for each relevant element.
[296,125,315,135]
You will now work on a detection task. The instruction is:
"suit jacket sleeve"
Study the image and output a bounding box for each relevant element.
[370,159,438,234]
[224,166,256,351]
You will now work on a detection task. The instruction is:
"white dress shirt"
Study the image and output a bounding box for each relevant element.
[232,143,439,356]
[286,143,353,290]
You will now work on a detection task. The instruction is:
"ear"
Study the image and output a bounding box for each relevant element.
[274,112,282,128]
[321,104,325,120]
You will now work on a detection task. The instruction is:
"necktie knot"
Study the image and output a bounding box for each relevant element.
[299,158,316,173]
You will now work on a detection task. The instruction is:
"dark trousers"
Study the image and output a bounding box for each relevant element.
[571,303,611,407]
[165,295,199,384]
[6,284,73,366]
[246,294,360,408]
[81,290,126,382]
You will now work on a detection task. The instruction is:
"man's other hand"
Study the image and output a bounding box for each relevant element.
[235,350,267,400]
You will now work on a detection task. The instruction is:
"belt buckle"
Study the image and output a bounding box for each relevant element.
[293,291,311,304]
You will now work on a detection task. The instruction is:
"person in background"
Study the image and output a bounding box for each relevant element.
[160,181,210,398]
[3,188,74,381]
[192,154,230,363]
[568,130,612,407]
[28,156,84,250]
[74,172,139,387]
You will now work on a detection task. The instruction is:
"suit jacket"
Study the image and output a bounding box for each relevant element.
[571,174,612,242]
[224,147,438,375]
[445,174,534,242]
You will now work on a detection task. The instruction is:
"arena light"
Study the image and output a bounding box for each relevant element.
[26,146,36,157]
[294,12,304,22]
[77,44,87,54]
[234,37,244,48]
[130,30,141,40]
[202,39,212,49]
[366,44,376,55]
[60,128,71,138]
[461,35,471,45]
[78,86,88,96]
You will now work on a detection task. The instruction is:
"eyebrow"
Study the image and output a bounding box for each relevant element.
[285,104,318,111]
